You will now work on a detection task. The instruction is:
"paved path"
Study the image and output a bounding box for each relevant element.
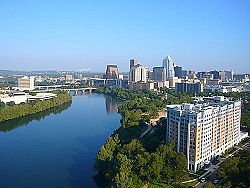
[140,125,152,138]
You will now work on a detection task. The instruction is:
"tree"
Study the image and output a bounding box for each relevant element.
[0,101,5,107]
[6,101,15,106]
[203,182,215,188]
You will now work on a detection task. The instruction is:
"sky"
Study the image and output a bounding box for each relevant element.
[0,0,249,73]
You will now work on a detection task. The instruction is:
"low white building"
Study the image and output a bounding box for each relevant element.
[0,92,57,105]
[0,92,27,104]
[27,93,57,102]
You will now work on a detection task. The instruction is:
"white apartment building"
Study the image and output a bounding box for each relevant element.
[18,76,35,91]
[129,64,147,83]
[166,96,241,172]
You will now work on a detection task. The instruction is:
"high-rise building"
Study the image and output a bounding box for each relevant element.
[152,67,166,82]
[129,64,147,83]
[130,59,139,70]
[162,55,175,79]
[166,96,241,172]
[105,65,119,79]
[174,66,183,77]
[18,76,35,91]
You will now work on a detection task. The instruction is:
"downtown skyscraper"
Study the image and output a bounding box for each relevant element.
[162,55,175,79]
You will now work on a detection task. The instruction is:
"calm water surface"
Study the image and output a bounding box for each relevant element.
[0,94,121,188]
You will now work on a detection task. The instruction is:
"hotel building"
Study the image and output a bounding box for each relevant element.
[166,96,241,172]
[18,76,35,91]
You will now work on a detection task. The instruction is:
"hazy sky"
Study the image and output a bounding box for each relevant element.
[0,0,249,73]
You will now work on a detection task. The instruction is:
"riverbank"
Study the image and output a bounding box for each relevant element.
[94,88,190,188]
[0,92,71,123]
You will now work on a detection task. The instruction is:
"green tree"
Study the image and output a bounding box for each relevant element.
[203,182,215,188]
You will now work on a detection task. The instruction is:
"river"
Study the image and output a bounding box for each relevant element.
[0,94,121,188]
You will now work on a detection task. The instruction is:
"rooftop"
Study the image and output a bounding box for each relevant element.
[167,96,240,113]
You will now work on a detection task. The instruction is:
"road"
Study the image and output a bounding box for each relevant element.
[195,139,249,188]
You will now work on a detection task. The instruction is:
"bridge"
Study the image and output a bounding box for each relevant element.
[35,85,64,90]
[34,85,97,95]
[62,88,97,95]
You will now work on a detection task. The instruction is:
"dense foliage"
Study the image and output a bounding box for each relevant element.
[0,93,71,122]
[240,93,250,134]
[218,148,250,188]
[0,101,71,132]
[95,136,189,187]
[95,88,190,187]
[97,87,192,128]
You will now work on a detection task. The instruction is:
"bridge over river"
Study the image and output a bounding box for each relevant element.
[34,85,97,95]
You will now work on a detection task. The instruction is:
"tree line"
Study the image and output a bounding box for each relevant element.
[217,148,250,188]
[95,135,189,188]
[0,92,71,122]
[0,101,71,132]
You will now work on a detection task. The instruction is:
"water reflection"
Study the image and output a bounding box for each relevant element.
[105,95,120,113]
[0,94,122,187]
[0,101,72,132]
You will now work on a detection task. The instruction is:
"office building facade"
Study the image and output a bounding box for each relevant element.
[153,67,166,81]
[174,66,183,77]
[176,82,203,93]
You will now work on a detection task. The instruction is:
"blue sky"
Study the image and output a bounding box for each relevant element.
[0,0,249,73]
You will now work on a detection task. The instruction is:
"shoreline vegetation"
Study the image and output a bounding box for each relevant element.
[95,88,250,188]
[0,91,72,123]
[0,101,71,132]
[94,87,193,188]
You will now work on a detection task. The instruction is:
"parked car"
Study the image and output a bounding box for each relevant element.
[200,177,206,183]
[213,179,219,184]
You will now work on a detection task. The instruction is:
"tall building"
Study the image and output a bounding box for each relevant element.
[18,76,35,91]
[152,67,166,82]
[105,65,119,79]
[162,55,175,79]
[166,96,241,172]
[174,66,183,77]
[130,59,139,70]
[175,82,203,93]
[129,64,147,83]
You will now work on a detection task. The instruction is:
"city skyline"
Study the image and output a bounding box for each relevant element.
[0,0,250,73]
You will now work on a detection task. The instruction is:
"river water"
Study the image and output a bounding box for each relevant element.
[0,94,121,188]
